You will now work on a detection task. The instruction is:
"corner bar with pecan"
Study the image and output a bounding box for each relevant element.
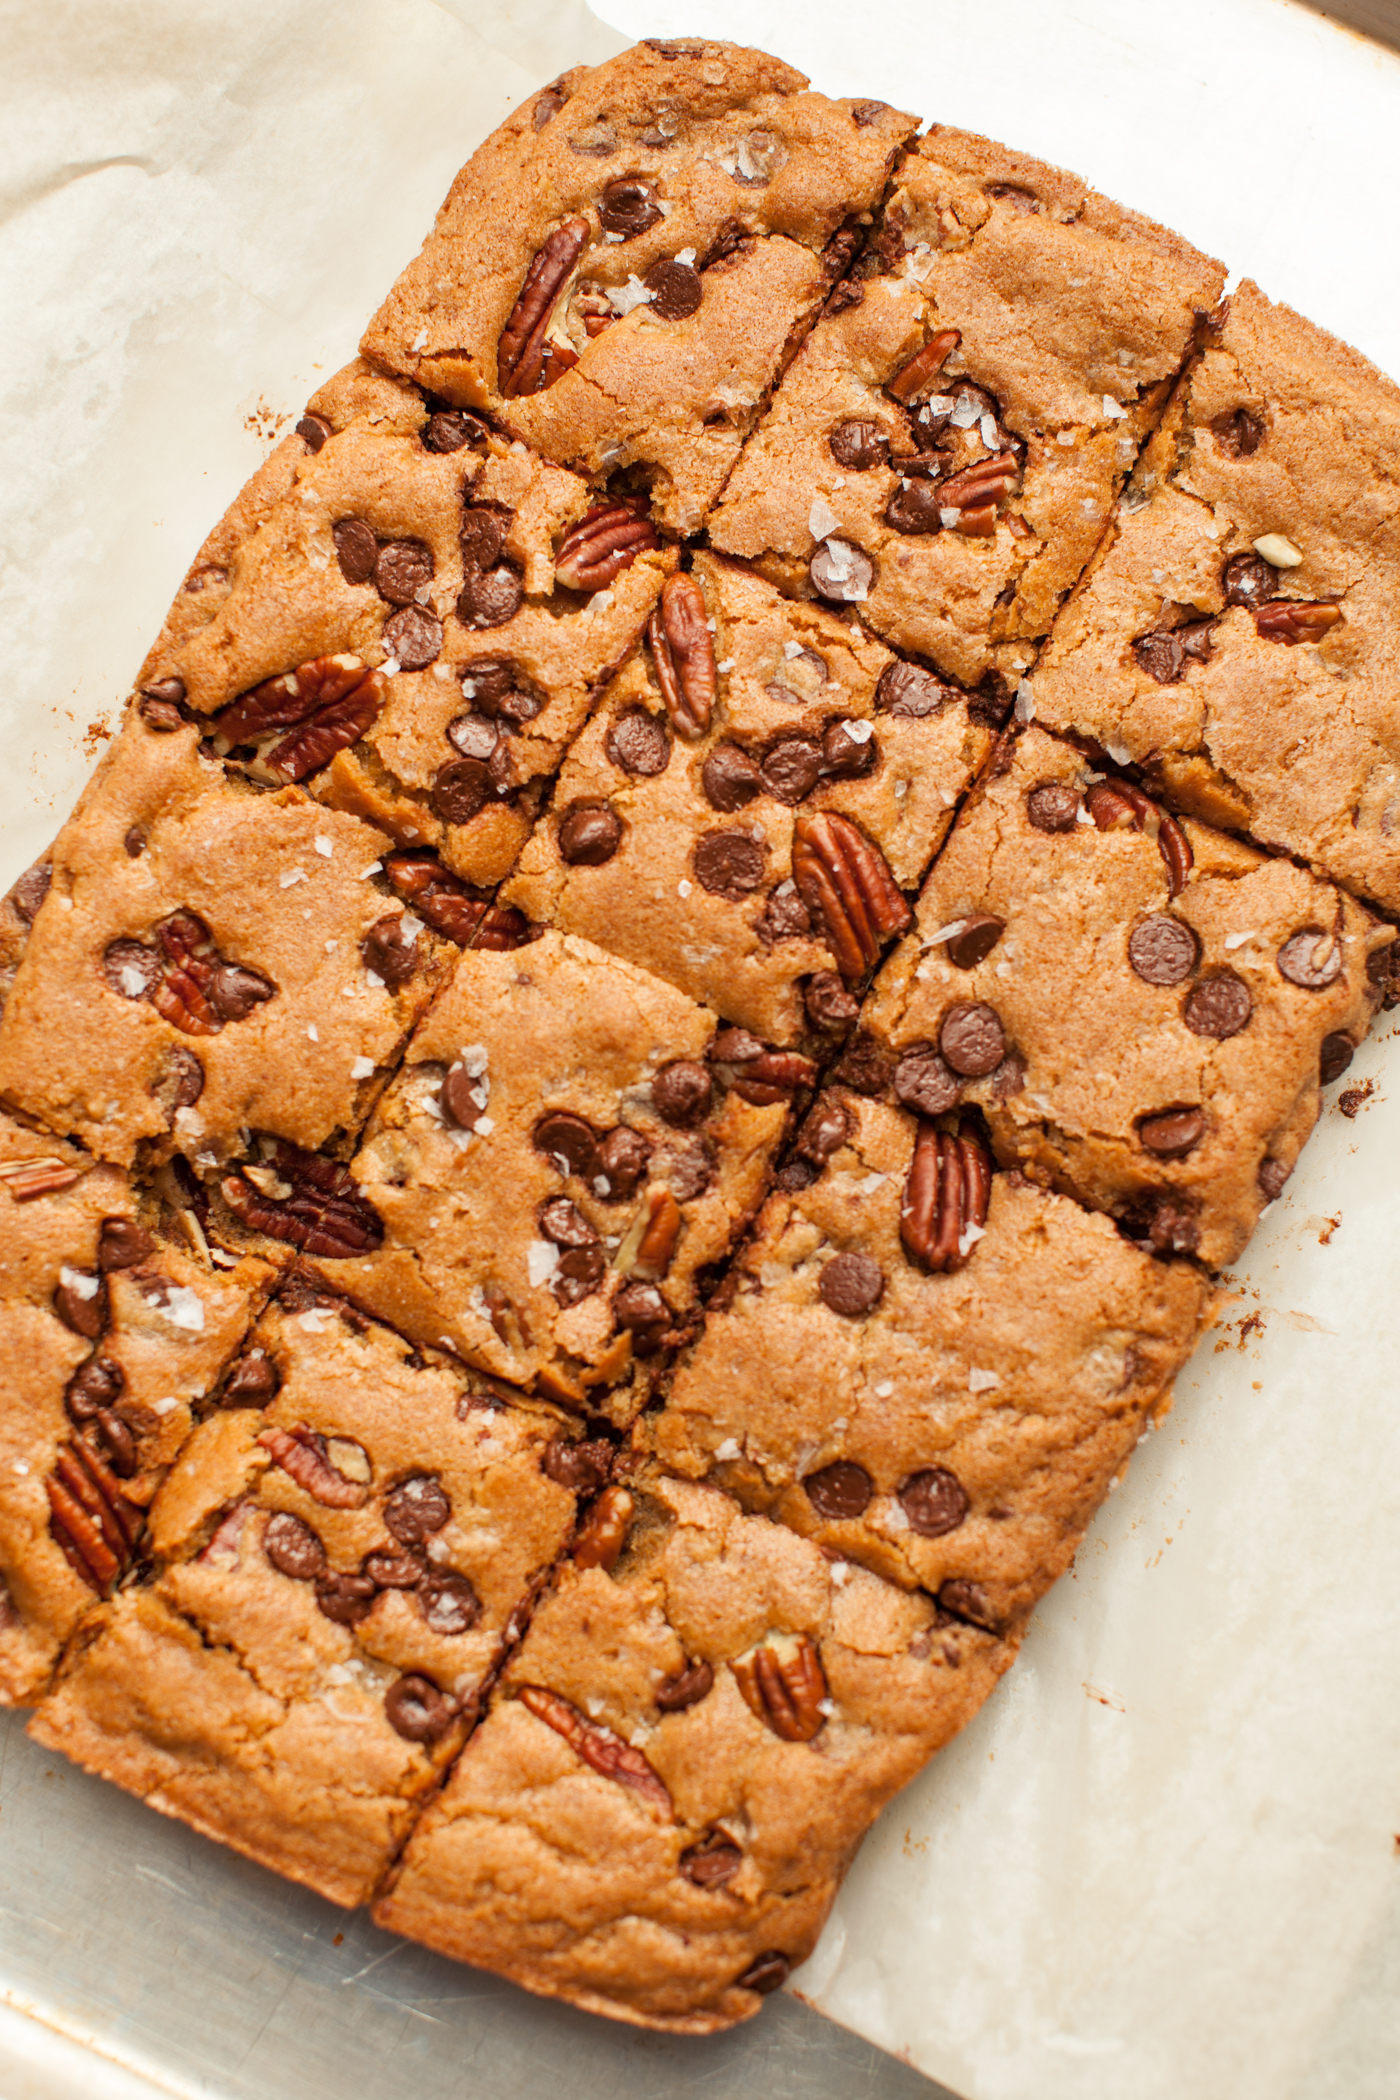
[652,1091,1212,1617]
[1031,280,1400,914]
[864,725,1392,1266]
[375,1472,1011,2031]
[29,1287,582,1908]
[339,931,794,1421]
[0,714,450,1169]
[709,125,1225,685]
[0,1110,271,1706]
[361,41,917,529]
[503,551,991,1045]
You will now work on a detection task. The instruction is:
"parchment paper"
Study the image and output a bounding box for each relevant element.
[4,3,1400,2096]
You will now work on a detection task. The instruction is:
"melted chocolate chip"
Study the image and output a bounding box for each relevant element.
[1182,971,1253,1039]
[893,1044,961,1116]
[939,1001,1006,1077]
[805,970,859,1033]
[899,1467,969,1537]
[97,1218,154,1272]
[1128,914,1199,986]
[598,1125,652,1198]
[761,736,822,805]
[418,1570,481,1636]
[1137,1106,1206,1158]
[884,478,944,534]
[1277,927,1344,991]
[875,661,952,718]
[644,258,703,319]
[431,757,493,825]
[315,1572,378,1625]
[361,916,416,987]
[384,1475,451,1545]
[820,721,877,779]
[382,605,443,670]
[12,863,51,924]
[1026,782,1081,832]
[614,1279,672,1355]
[223,1352,280,1406]
[803,1460,873,1519]
[818,1250,884,1317]
[558,804,622,866]
[423,409,487,454]
[456,566,523,630]
[1222,551,1274,608]
[810,538,875,604]
[534,1112,602,1181]
[375,538,434,607]
[946,915,1005,969]
[701,745,763,812]
[1320,1033,1355,1084]
[1212,408,1264,458]
[599,176,664,239]
[656,1659,715,1711]
[829,419,889,470]
[333,517,378,585]
[606,709,671,776]
[264,1511,326,1582]
[1258,1157,1292,1202]
[693,829,766,898]
[652,1060,712,1128]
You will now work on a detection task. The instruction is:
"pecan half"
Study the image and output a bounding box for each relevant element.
[1084,779,1193,897]
[47,1438,143,1592]
[616,1184,682,1279]
[384,852,488,946]
[1253,600,1342,645]
[887,330,961,402]
[792,812,912,981]
[214,657,385,783]
[730,1635,828,1743]
[0,1156,83,1201]
[938,450,1020,519]
[680,1831,742,1886]
[497,217,590,399]
[258,1425,370,1509]
[901,1119,992,1273]
[555,503,658,591]
[221,1140,384,1258]
[518,1684,672,1811]
[573,1485,634,1572]
[647,573,716,739]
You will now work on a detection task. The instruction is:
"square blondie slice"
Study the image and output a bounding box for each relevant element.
[863,727,1393,1267]
[0,713,452,1169]
[0,1111,271,1705]
[29,1283,582,1907]
[709,128,1224,685]
[360,41,916,531]
[298,932,797,1420]
[1031,282,1400,914]
[503,552,993,1045]
[134,362,672,891]
[651,1091,1212,1623]
[374,1471,1013,2033]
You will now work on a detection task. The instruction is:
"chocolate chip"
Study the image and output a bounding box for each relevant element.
[384,1673,452,1742]
[363,1546,425,1589]
[829,419,890,470]
[445,715,501,768]
[937,1579,997,1631]
[644,258,703,319]
[1119,1188,1200,1255]
[140,676,187,707]
[102,940,160,1001]
[805,970,859,1033]
[795,1094,852,1164]
[553,1246,606,1305]
[1128,914,1199,986]
[97,1217,154,1272]
[139,696,184,732]
[819,720,878,780]
[1183,971,1253,1039]
[1212,408,1264,458]
[384,1474,451,1545]
[693,829,765,899]
[810,538,875,603]
[264,1511,326,1582]
[462,658,542,724]
[456,566,523,629]
[534,1111,602,1181]
[614,1279,672,1355]
[1258,1157,1292,1202]
[375,538,434,607]
[885,478,944,535]
[598,1124,652,1197]
[832,1031,893,1096]
[437,1062,485,1131]
[946,915,1005,970]
[538,1196,599,1251]
[852,98,889,124]
[939,1001,1006,1077]
[208,964,275,1024]
[775,1160,820,1192]
[803,1460,873,1519]
[1222,551,1274,608]
[893,1043,961,1115]
[606,709,670,776]
[296,413,333,452]
[383,605,443,670]
[1137,1106,1206,1157]
[1277,926,1344,991]
[758,889,812,943]
[819,1250,884,1317]
[418,1570,481,1636]
[875,661,952,718]
[65,1358,122,1422]
[432,757,493,825]
[333,517,378,585]
[1132,630,1188,684]
[423,409,486,453]
[899,1467,968,1538]
[12,863,51,924]
[315,1571,379,1625]
[223,1352,279,1406]
[542,1436,613,1492]
[599,175,664,238]
[654,1135,713,1201]
[989,1049,1025,1100]
[1320,1033,1355,1085]
[701,745,763,812]
[361,915,416,987]
[761,736,823,805]
[124,829,146,858]
[1026,782,1081,832]
[558,803,622,866]
[652,1059,713,1128]
[460,506,511,568]
[737,1953,790,1995]
[151,1046,204,1115]
[53,1269,104,1338]
[657,1659,715,1711]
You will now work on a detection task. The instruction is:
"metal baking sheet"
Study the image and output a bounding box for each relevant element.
[3,0,1399,2094]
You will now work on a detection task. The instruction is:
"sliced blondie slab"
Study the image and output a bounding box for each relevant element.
[361,41,917,530]
[29,1283,582,1905]
[709,127,1225,685]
